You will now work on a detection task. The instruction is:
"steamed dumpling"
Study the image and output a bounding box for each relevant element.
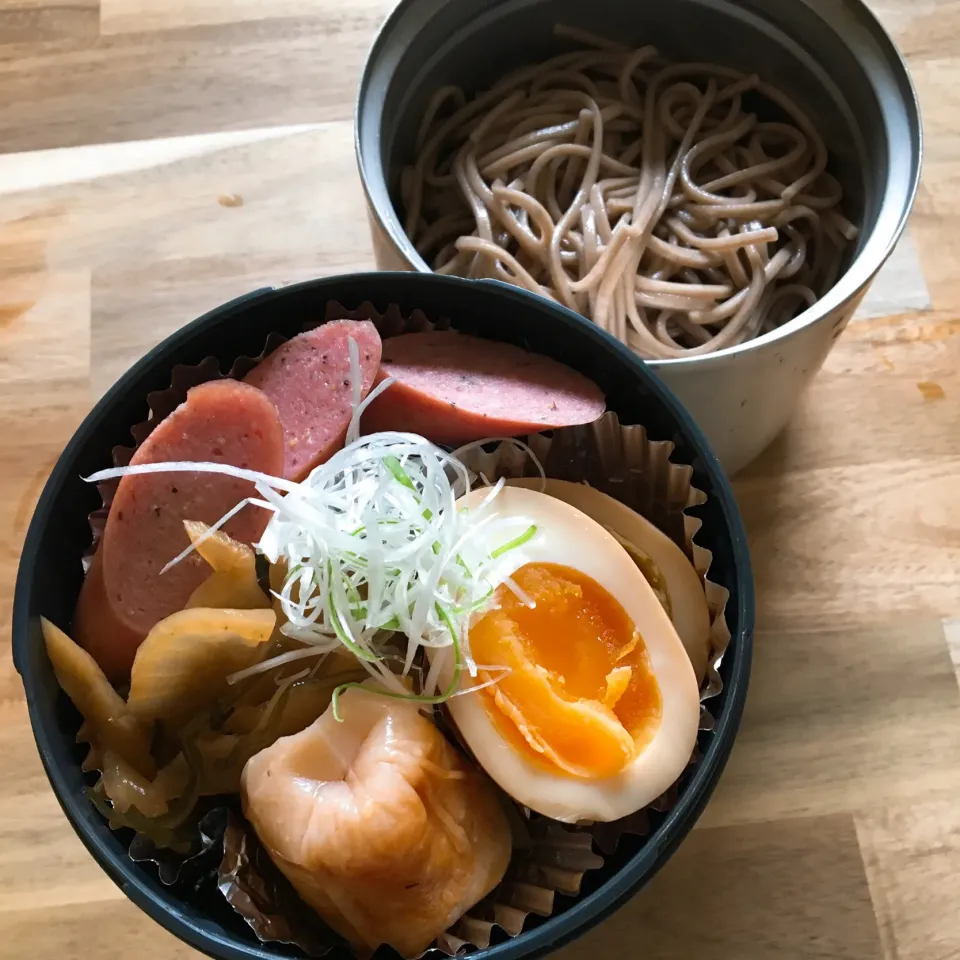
[241,686,512,957]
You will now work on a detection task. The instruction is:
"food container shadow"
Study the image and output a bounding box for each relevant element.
[356,0,922,475]
[13,273,754,960]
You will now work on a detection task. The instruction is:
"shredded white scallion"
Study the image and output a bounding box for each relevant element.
[503,576,537,609]
[449,669,512,698]
[159,495,261,575]
[449,437,547,496]
[259,431,525,676]
[226,645,329,685]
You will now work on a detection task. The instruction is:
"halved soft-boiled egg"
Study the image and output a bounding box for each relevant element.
[506,478,712,682]
[431,486,701,823]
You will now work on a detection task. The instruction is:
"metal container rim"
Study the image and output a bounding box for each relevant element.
[355,0,923,368]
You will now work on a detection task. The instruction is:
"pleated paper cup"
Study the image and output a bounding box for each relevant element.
[69,295,730,958]
[435,411,730,951]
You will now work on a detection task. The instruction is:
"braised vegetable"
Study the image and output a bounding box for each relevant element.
[127,607,275,727]
[42,617,155,777]
[184,520,271,611]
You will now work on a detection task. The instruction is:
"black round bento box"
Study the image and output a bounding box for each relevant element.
[12,272,754,960]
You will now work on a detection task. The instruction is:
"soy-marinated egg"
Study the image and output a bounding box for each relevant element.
[433,486,701,823]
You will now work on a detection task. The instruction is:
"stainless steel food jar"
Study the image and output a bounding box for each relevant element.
[356,0,921,474]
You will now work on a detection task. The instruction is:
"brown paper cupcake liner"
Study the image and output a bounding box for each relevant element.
[213,808,605,959]
[219,811,339,958]
[78,298,730,957]
[446,413,730,932]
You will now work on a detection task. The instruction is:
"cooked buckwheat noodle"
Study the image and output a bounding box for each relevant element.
[401,26,858,359]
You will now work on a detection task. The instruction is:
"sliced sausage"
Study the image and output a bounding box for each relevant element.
[360,331,605,446]
[244,320,382,481]
[73,379,284,681]
[71,549,146,687]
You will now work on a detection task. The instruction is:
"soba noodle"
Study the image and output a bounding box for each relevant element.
[401,26,858,359]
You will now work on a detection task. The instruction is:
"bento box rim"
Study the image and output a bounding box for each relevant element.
[12,271,755,960]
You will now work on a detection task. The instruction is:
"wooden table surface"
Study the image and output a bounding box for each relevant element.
[2,1,959,957]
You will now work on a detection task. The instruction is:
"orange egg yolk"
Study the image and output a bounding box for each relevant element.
[469,562,662,779]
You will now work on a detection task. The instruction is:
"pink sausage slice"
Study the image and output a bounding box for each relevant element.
[360,331,605,446]
[73,379,284,681]
[244,320,382,481]
[72,549,143,685]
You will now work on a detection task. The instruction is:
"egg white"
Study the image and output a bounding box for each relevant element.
[432,485,701,823]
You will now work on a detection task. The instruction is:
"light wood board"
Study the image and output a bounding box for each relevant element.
[1,1,958,957]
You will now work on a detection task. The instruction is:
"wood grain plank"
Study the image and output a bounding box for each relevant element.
[0,0,98,45]
[91,254,355,394]
[1,121,369,273]
[100,0,388,34]
[856,801,960,960]
[699,622,960,828]
[737,310,960,479]
[0,15,380,153]
[557,815,884,960]
[0,124,324,195]
[0,268,90,387]
[0,897,198,958]
[871,0,960,60]
[942,619,960,688]
[0,2,957,959]
[893,54,960,310]
[65,122,374,389]
[854,228,932,320]
[736,459,960,630]
[0,707,121,917]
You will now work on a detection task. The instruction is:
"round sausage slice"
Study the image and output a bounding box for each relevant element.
[244,320,382,481]
[73,379,284,681]
[72,548,144,685]
[359,331,605,446]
